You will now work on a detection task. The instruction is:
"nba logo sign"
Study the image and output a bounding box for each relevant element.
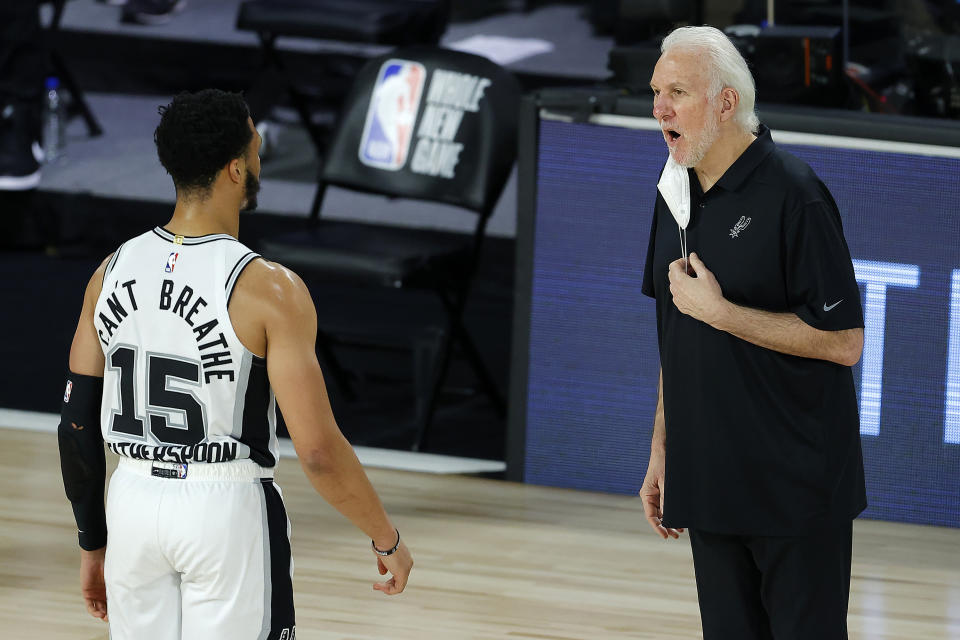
[165,252,179,273]
[63,380,73,403]
[358,59,426,171]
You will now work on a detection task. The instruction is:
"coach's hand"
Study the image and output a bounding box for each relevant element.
[639,448,683,540]
[373,540,413,595]
[80,546,108,622]
[668,253,729,327]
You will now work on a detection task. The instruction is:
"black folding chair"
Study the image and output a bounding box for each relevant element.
[236,0,450,155]
[259,46,520,450]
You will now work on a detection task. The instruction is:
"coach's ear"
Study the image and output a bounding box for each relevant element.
[719,87,739,123]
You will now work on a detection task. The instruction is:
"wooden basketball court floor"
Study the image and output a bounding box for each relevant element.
[1,425,958,639]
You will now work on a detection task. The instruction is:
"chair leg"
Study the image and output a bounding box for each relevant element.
[245,68,287,125]
[49,52,102,137]
[411,308,507,451]
[448,316,507,417]
[412,327,444,432]
[286,85,328,153]
[436,289,507,416]
[259,33,328,155]
[412,324,456,452]
[308,181,325,222]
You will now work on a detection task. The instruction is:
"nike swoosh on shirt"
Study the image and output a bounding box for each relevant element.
[823,300,843,312]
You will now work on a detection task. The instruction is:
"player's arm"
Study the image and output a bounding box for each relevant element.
[258,263,413,594]
[668,253,863,366]
[60,257,110,621]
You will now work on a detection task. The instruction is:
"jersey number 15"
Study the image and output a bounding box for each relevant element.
[108,344,207,446]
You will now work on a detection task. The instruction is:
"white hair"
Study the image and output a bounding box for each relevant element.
[661,26,760,134]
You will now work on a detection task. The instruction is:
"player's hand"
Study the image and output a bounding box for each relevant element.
[639,449,684,540]
[668,252,728,327]
[372,540,413,595]
[80,546,108,622]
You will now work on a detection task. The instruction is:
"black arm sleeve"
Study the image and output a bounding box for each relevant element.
[57,372,107,551]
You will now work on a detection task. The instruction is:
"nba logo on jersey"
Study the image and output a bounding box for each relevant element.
[63,380,73,403]
[358,59,426,170]
[165,252,179,273]
[176,464,187,479]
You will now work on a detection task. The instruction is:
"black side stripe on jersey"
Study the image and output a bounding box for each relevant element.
[241,355,277,468]
[225,251,260,305]
[152,226,237,246]
[258,480,295,640]
[103,242,126,281]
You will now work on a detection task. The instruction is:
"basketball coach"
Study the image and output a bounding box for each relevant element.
[638,25,867,640]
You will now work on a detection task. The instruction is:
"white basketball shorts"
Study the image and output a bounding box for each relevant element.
[104,457,296,640]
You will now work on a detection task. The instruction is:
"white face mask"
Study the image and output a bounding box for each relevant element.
[657,155,691,270]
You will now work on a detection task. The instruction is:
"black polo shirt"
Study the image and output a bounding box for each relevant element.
[641,125,867,536]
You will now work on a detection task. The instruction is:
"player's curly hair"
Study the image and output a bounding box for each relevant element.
[154,89,253,196]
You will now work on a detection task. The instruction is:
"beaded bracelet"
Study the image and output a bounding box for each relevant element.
[372,529,401,556]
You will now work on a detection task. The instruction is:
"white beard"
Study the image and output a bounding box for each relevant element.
[672,114,720,169]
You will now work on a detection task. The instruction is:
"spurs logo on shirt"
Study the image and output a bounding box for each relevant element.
[729,215,752,238]
[94,227,280,468]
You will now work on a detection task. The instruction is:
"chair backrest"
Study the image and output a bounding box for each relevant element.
[321,46,521,217]
[237,0,450,46]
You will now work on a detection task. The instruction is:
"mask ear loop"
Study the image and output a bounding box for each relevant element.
[677,225,688,274]
[683,227,688,274]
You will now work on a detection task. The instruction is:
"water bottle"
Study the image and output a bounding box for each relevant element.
[42,77,64,163]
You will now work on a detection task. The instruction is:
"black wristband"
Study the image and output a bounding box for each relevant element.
[372,529,400,556]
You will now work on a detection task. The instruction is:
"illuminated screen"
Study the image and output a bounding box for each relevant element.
[523,117,960,527]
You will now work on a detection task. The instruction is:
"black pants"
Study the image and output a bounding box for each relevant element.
[0,0,43,104]
[689,521,853,640]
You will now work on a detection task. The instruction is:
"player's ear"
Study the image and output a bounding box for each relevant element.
[227,157,243,185]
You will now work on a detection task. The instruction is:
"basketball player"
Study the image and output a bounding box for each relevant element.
[57,89,413,639]
[639,27,865,639]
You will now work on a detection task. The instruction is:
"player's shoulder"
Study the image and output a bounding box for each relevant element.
[233,258,313,313]
[239,258,308,294]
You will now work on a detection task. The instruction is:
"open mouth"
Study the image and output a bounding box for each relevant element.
[667,130,681,142]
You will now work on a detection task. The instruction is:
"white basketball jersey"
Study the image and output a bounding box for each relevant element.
[94,226,279,467]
